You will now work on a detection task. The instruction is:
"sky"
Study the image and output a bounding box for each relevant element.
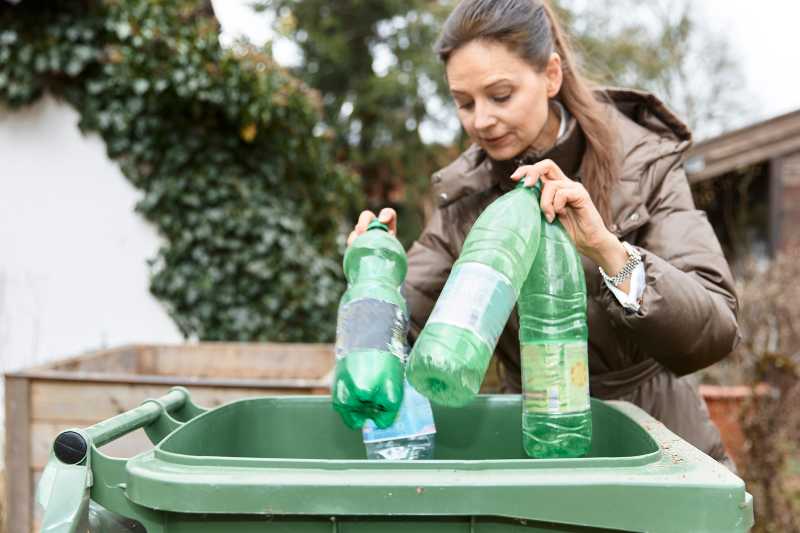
[699,0,800,121]
[211,0,800,132]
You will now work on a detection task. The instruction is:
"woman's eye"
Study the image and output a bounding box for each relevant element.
[492,94,511,103]
[457,101,474,110]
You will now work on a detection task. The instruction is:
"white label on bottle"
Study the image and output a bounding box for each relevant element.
[335,298,408,361]
[426,262,516,350]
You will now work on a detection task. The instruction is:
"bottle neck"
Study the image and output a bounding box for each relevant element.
[348,252,404,287]
[515,179,543,198]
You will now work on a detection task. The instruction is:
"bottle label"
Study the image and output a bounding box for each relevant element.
[426,262,515,350]
[522,342,590,414]
[335,298,408,361]
[362,381,437,443]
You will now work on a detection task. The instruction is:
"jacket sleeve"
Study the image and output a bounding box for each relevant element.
[404,206,457,345]
[596,157,741,376]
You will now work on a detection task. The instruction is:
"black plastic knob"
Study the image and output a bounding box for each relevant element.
[54,431,88,465]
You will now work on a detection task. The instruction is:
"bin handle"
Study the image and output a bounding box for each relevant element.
[85,387,190,448]
[39,388,197,532]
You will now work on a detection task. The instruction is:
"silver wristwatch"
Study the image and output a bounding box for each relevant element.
[598,241,642,287]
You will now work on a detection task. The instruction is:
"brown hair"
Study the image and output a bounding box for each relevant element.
[436,0,618,222]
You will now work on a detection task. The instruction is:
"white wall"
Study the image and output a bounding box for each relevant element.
[0,96,184,458]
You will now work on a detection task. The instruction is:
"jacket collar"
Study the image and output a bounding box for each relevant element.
[432,104,586,206]
[488,104,586,193]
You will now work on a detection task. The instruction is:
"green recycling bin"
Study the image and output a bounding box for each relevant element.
[37,387,753,532]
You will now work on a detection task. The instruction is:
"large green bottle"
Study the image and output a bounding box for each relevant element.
[407,182,541,407]
[332,220,407,429]
[518,209,592,458]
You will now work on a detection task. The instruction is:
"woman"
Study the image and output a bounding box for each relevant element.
[348,0,740,468]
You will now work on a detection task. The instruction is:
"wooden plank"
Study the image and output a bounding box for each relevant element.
[782,152,800,187]
[137,345,158,375]
[30,381,312,425]
[688,135,800,183]
[8,342,336,381]
[703,121,800,161]
[5,376,31,533]
[688,109,800,182]
[770,158,784,254]
[151,342,334,380]
[10,345,140,376]
[1,466,5,533]
[31,470,41,533]
[19,370,329,389]
[52,345,139,374]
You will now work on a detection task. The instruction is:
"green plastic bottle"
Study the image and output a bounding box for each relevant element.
[332,219,407,429]
[518,206,592,458]
[407,182,541,407]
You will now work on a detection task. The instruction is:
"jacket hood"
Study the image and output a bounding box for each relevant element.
[603,87,691,144]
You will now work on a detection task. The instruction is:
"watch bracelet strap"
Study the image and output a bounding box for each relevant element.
[598,242,642,287]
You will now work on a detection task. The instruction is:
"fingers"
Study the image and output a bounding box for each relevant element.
[356,210,376,231]
[378,207,398,234]
[347,210,375,246]
[541,180,586,222]
[553,186,571,215]
[509,159,569,187]
[346,208,399,247]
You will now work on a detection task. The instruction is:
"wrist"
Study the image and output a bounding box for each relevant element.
[587,230,627,272]
[598,240,642,292]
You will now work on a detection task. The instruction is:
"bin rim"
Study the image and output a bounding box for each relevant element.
[117,395,752,533]
[149,396,664,471]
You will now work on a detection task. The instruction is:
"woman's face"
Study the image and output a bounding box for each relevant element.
[446,39,562,161]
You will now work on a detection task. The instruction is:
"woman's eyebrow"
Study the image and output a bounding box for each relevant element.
[484,78,513,89]
[451,79,513,96]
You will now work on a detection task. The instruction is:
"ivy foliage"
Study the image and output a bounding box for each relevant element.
[0,0,361,341]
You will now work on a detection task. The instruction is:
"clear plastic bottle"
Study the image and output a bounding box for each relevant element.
[518,209,591,458]
[407,182,542,407]
[363,379,436,460]
[332,219,408,429]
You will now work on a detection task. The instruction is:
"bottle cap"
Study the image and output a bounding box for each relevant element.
[517,177,543,197]
[367,219,390,232]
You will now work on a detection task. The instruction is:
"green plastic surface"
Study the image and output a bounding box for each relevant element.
[35,391,752,532]
[333,223,408,428]
[408,184,542,407]
[519,214,591,458]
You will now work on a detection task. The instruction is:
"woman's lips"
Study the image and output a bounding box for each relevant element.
[484,133,510,146]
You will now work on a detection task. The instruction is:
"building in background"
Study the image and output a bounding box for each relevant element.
[687,109,800,266]
[0,96,183,415]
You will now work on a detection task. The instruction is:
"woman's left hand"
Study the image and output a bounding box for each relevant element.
[510,159,617,265]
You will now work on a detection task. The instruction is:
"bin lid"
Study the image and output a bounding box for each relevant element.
[122,396,753,532]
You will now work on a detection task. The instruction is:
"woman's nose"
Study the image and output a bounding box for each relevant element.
[473,102,497,131]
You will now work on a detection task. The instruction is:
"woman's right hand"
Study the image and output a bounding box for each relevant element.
[347,207,398,246]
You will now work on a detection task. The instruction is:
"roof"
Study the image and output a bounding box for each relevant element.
[686,109,800,183]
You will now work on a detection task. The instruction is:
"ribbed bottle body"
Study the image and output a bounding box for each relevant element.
[519,218,591,458]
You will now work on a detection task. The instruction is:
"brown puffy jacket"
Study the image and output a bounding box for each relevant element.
[404,88,740,466]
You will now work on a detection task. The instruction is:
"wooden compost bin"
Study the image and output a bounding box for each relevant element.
[3,342,334,533]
